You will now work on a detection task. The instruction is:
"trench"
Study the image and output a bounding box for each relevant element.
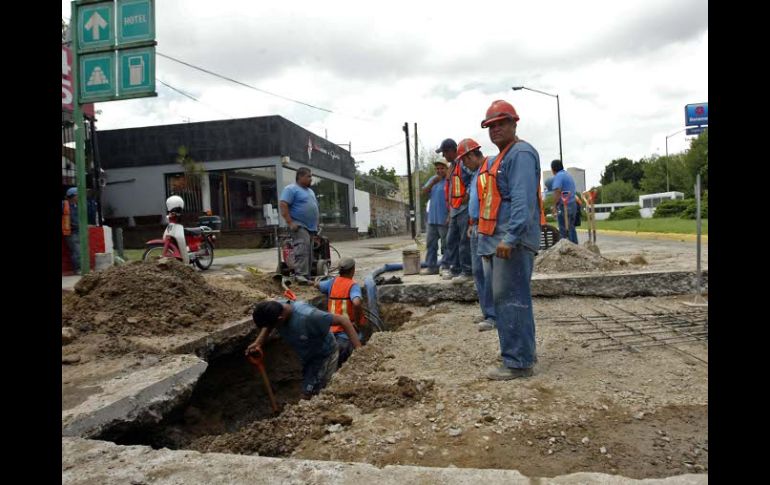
[95,301,413,456]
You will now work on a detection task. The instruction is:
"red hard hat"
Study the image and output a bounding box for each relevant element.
[455,138,481,161]
[481,100,520,128]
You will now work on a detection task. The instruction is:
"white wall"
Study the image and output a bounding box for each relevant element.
[354,189,371,233]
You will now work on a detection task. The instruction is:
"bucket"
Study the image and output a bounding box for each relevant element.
[402,249,421,275]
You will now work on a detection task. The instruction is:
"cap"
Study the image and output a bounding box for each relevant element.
[338,257,356,271]
[66,187,78,198]
[433,159,449,167]
[435,138,457,154]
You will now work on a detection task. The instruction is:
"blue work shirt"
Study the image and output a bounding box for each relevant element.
[318,277,363,301]
[477,141,542,256]
[423,176,448,225]
[448,161,473,218]
[468,163,484,221]
[276,300,335,364]
[280,184,319,232]
[551,170,576,205]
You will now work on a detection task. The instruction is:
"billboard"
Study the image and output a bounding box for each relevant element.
[685,102,708,127]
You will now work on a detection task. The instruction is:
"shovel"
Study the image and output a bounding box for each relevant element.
[246,349,279,414]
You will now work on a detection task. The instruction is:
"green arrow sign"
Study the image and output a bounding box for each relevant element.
[78,2,114,52]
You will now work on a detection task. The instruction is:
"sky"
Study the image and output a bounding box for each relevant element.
[62,0,708,189]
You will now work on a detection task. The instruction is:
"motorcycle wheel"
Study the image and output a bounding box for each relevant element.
[143,244,173,262]
[194,241,214,270]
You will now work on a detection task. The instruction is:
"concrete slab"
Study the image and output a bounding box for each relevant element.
[62,437,707,485]
[377,270,709,304]
[62,354,207,439]
[125,317,255,360]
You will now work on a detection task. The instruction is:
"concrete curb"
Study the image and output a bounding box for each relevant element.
[62,437,708,485]
[583,229,708,243]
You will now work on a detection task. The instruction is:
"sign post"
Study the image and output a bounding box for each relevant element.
[70,0,156,274]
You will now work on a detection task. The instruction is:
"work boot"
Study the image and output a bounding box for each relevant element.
[451,274,472,284]
[486,366,533,380]
[474,315,486,323]
[420,267,439,275]
[442,271,456,280]
[477,319,496,332]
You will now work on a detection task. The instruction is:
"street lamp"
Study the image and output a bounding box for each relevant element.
[665,128,687,192]
[512,86,562,162]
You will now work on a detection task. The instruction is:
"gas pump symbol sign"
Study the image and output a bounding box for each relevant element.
[128,56,144,85]
[118,47,155,96]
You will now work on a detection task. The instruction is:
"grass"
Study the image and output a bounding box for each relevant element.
[121,248,261,261]
[591,217,708,235]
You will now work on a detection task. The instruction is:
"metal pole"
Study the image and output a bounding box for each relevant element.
[556,94,563,162]
[413,123,421,234]
[71,1,90,274]
[695,173,702,297]
[665,137,669,192]
[403,123,415,238]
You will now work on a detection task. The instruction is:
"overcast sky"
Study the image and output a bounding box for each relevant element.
[63,0,708,189]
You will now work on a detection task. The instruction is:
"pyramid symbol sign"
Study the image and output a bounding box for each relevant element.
[87,67,109,86]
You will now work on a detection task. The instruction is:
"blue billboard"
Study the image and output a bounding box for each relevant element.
[685,102,708,127]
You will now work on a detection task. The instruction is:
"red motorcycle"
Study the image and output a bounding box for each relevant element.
[143,196,219,270]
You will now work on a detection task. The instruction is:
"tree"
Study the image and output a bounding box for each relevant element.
[599,180,638,203]
[367,165,398,186]
[683,129,708,193]
[639,154,689,195]
[599,157,645,189]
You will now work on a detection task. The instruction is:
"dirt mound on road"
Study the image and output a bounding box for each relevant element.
[62,260,252,337]
[536,239,625,273]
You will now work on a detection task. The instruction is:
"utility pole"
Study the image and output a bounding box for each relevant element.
[413,123,421,234]
[403,123,415,238]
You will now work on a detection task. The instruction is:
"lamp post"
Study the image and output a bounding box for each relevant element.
[665,128,687,192]
[512,86,562,162]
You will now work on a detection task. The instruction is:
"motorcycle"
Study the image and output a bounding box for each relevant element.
[143,211,219,270]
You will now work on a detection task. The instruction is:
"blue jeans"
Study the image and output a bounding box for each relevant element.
[334,331,363,367]
[470,226,495,321]
[557,202,578,244]
[425,223,449,270]
[445,213,472,276]
[302,343,339,395]
[482,247,537,369]
[65,232,80,272]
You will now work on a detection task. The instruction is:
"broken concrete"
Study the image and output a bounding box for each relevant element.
[62,354,207,439]
[61,438,707,485]
[377,270,709,304]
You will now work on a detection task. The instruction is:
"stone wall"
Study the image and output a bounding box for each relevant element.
[369,194,409,237]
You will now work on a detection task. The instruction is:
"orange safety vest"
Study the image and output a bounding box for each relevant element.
[328,276,366,334]
[445,161,467,209]
[62,200,72,236]
[477,140,545,236]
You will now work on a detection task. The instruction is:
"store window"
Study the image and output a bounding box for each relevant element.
[280,167,350,227]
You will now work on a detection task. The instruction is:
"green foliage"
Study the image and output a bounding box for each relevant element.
[681,196,708,219]
[652,199,689,218]
[600,157,645,189]
[599,180,638,203]
[608,205,641,220]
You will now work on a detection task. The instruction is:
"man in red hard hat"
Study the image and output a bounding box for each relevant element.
[477,100,543,380]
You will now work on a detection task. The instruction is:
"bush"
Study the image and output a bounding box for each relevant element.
[608,205,641,220]
[681,197,708,219]
[653,199,689,218]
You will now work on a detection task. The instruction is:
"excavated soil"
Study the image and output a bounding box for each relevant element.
[63,260,252,338]
[535,239,630,273]
[158,295,707,479]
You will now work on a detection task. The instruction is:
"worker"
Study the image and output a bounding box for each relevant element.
[437,138,473,283]
[279,167,320,284]
[550,159,579,244]
[420,159,450,275]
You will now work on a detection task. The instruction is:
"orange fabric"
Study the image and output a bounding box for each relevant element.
[328,276,365,333]
[62,200,71,236]
[446,162,467,209]
[477,142,514,236]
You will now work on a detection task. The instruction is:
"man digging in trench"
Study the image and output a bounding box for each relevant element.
[247,299,362,398]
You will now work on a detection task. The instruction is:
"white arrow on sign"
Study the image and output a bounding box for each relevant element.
[84,12,108,40]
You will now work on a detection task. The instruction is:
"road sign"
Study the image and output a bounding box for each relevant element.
[685,102,708,127]
[118,47,155,96]
[117,0,155,46]
[78,2,114,52]
[686,126,707,136]
[80,52,115,102]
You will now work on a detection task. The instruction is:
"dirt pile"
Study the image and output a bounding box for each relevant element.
[62,260,252,337]
[535,239,625,273]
